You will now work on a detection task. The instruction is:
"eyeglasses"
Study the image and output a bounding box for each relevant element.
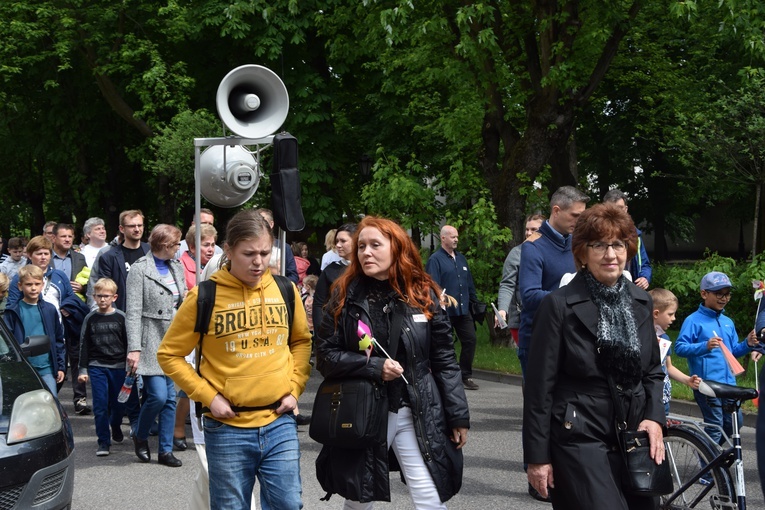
[95,294,114,299]
[586,241,627,254]
[709,291,732,300]
[123,224,144,229]
[167,242,181,248]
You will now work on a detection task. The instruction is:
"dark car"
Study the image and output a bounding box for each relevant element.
[0,322,74,509]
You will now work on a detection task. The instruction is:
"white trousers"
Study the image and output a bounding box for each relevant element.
[343,407,446,510]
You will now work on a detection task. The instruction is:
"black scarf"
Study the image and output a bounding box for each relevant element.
[583,270,642,386]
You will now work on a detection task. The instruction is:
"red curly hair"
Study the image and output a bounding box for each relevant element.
[331,217,440,321]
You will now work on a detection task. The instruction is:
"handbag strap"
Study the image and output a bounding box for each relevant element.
[607,375,628,431]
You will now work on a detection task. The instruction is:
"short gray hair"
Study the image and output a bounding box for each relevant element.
[603,188,628,204]
[550,186,590,210]
[83,217,105,236]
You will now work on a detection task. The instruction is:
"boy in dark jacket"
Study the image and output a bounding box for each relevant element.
[4,265,66,397]
[78,278,129,456]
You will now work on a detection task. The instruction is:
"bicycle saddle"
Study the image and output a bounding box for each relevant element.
[698,380,758,401]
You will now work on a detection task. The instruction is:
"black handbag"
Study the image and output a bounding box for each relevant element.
[309,377,388,449]
[469,300,487,324]
[607,377,673,496]
[310,300,406,449]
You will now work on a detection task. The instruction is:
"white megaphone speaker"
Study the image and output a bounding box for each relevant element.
[199,145,260,207]
[216,65,289,139]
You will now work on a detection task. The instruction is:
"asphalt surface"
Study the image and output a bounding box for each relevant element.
[61,370,765,509]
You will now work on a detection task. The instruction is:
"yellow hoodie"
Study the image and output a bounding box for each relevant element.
[157,267,312,428]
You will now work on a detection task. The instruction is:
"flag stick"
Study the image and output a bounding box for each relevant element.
[371,339,409,384]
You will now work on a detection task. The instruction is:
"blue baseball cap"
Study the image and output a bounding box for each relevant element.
[700,271,733,292]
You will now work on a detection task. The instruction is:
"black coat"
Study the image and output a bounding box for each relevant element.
[523,272,664,510]
[315,278,470,503]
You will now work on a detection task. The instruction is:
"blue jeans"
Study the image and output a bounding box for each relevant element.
[39,372,58,397]
[136,375,176,454]
[204,413,302,510]
[693,389,743,445]
[88,366,125,446]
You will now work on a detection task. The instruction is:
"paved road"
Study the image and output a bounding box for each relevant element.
[62,372,765,509]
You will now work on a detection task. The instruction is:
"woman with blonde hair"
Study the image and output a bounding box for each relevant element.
[126,224,186,467]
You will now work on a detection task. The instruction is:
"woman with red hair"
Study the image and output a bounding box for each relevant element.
[315,216,470,508]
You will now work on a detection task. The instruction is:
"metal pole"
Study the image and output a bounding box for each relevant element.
[194,145,202,278]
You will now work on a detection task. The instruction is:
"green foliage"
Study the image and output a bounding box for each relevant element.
[362,152,440,233]
[652,252,765,334]
[444,197,512,304]
[143,109,221,218]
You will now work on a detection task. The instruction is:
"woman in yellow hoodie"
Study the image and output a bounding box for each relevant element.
[158,210,312,510]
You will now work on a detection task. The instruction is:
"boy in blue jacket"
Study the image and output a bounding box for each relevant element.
[675,271,759,444]
[4,265,66,397]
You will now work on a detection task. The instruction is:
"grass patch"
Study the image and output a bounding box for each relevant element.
[459,323,760,413]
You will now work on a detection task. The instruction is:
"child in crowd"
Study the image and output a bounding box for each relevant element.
[648,288,701,416]
[0,274,8,315]
[302,274,318,334]
[78,278,129,456]
[675,271,759,443]
[3,265,66,396]
[0,237,27,279]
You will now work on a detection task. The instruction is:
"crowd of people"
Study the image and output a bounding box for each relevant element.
[3,190,765,510]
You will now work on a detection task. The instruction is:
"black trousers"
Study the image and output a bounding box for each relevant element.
[449,314,476,380]
[65,333,87,401]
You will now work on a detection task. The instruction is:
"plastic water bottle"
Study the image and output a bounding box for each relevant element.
[117,373,135,403]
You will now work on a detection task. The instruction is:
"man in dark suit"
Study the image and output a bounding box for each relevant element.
[52,223,90,414]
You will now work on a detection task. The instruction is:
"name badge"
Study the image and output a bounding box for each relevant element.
[412,314,427,322]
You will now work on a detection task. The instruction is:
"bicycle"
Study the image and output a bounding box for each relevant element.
[661,379,758,510]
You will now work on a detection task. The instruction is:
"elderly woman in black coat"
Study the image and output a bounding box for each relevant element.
[524,203,666,510]
[315,216,469,508]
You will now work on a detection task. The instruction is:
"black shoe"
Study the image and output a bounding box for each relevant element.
[112,426,124,444]
[96,443,110,457]
[295,414,311,426]
[74,398,92,415]
[462,378,480,390]
[528,482,551,503]
[158,452,183,467]
[173,437,188,451]
[133,437,150,463]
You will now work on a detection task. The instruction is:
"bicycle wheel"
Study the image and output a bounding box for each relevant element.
[660,426,734,509]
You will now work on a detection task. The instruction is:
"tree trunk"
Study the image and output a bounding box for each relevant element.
[489,324,515,348]
[483,102,577,248]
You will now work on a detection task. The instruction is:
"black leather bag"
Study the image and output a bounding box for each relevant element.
[309,378,388,449]
[607,377,673,496]
[469,300,487,325]
[619,429,673,496]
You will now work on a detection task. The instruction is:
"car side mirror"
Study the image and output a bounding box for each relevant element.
[20,335,51,358]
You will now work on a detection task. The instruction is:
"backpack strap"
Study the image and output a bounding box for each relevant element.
[194,279,217,336]
[273,274,295,338]
[194,280,216,421]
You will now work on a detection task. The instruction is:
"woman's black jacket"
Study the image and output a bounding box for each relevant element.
[314,277,470,503]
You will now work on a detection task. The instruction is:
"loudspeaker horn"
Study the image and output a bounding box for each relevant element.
[199,145,260,207]
[216,65,289,139]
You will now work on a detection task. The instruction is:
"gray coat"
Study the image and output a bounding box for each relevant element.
[126,255,186,376]
[497,244,523,329]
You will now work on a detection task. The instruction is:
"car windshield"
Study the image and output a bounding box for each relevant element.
[0,326,20,362]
